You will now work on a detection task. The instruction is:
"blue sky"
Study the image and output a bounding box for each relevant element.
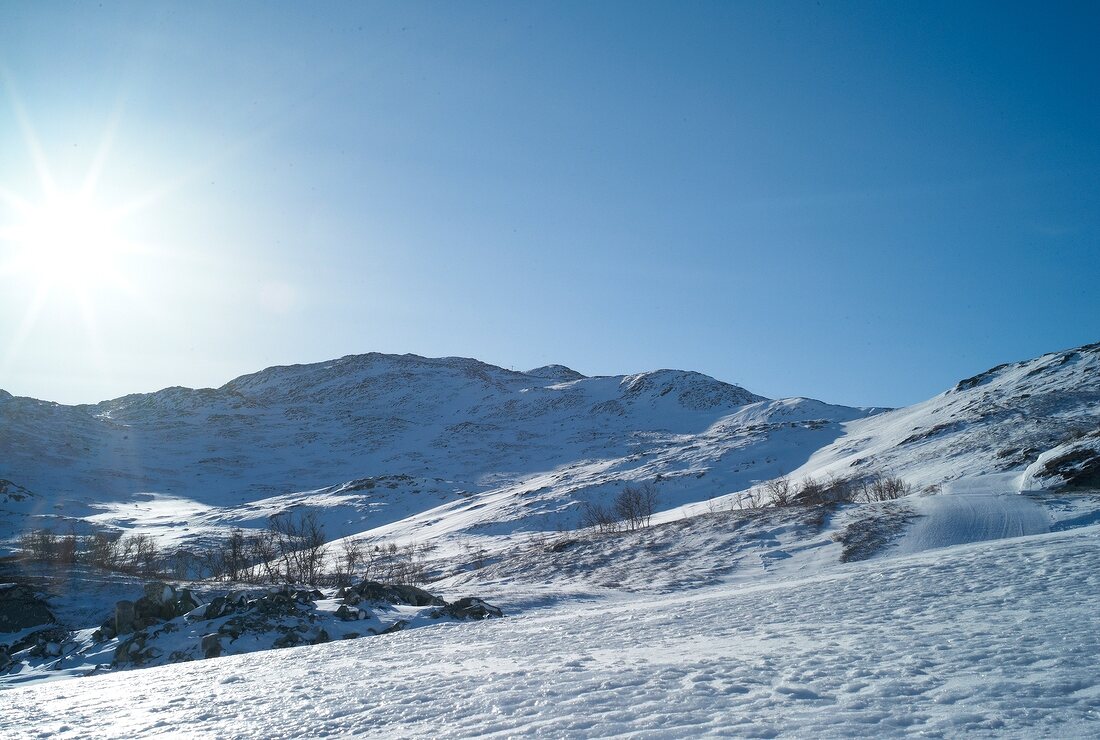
[1,1,1097,406]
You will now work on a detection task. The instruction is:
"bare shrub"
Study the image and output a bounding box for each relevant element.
[367,542,431,585]
[614,483,658,530]
[337,537,365,586]
[579,501,620,534]
[765,477,796,506]
[268,509,328,585]
[18,528,59,562]
[798,474,860,505]
[86,531,120,569]
[247,528,280,583]
[862,475,912,502]
[739,488,763,509]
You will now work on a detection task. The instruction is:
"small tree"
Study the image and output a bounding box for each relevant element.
[614,483,659,530]
[337,537,365,586]
[86,531,120,569]
[579,501,619,534]
[247,528,279,583]
[268,509,328,585]
[862,475,911,502]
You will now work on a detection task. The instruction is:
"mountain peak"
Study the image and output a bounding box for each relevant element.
[524,364,587,382]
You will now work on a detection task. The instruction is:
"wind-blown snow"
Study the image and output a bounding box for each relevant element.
[3,522,1099,738]
[890,476,1051,554]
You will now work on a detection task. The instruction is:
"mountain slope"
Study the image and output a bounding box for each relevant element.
[4,520,1099,737]
[791,342,1100,491]
[0,354,864,548]
[1,343,1097,553]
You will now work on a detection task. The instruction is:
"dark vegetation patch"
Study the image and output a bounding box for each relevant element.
[836,502,920,563]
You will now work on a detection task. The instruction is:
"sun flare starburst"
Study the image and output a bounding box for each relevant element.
[2,192,128,289]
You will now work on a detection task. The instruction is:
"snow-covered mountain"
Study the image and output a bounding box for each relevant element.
[1,342,1097,553]
[0,353,868,548]
[3,343,1100,732]
[790,341,1100,490]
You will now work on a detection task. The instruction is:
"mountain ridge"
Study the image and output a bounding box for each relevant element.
[0,342,1096,554]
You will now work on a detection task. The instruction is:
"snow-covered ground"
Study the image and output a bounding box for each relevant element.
[3,511,1099,738]
[2,343,1099,735]
[890,474,1052,555]
[2,343,1097,565]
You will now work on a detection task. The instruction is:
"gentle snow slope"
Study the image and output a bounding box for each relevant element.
[3,523,1099,738]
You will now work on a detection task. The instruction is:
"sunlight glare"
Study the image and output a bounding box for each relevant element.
[4,193,126,288]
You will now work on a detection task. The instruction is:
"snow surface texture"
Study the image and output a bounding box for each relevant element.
[3,522,1100,738]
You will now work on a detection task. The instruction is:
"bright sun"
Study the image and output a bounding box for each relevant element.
[5,193,126,289]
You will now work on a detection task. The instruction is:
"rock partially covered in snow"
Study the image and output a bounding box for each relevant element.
[0,583,53,633]
[431,597,504,621]
[337,581,445,607]
[1022,432,1100,491]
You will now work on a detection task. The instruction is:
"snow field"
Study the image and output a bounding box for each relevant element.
[3,523,1099,738]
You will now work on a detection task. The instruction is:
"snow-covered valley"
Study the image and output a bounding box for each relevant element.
[1,342,1099,737]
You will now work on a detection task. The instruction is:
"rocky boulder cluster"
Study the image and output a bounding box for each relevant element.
[1,578,504,678]
[0,583,69,672]
[92,580,502,670]
[94,582,203,642]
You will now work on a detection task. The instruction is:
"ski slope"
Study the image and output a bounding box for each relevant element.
[2,521,1099,738]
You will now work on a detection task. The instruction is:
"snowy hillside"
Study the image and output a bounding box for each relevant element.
[0,353,869,550]
[791,342,1100,491]
[1,344,1097,558]
[4,511,1100,737]
[2,343,1100,735]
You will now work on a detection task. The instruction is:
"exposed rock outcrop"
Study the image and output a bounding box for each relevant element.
[0,583,54,633]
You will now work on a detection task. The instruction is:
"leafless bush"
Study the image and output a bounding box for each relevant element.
[268,509,328,585]
[86,531,120,569]
[247,528,280,583]
[18,528,59,562]
[738,487,763,509]
[579,501,620,533]
[861,475,912,502]
[614,483,658,530]
[365,542,432,585]
[794,477,824,504]
[796,474,861,505]
[462,541,489,570]
[765,477,796,506]
[336,537,365,586]
[19,528,163,576]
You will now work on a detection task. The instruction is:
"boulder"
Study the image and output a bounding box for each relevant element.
[200,633,222,659]
[114,600,136,635]
[432,597,504,621]
[379,619,408,635]
[0,584,54,633]
[334,604,367,621]
[344,581,444,607]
